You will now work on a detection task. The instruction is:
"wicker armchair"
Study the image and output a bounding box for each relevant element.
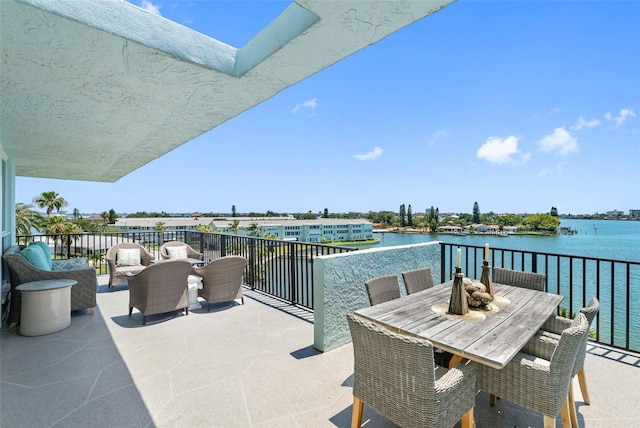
[477,312,590,428]
[347,313,476,428]
[492,267,547,291]
[106,243,155,287]
[3,245,97,326]
[364,274,400,306]
[126,260,192,325]
[160,241,204,260]
[402,267,434,295]
[192,256,246,311]
[522,297,600,427]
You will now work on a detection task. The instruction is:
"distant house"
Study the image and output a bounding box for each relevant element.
[473,224,498,233]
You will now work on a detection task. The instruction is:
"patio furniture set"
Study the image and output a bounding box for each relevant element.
[3,241,246,330]
[351,267,599,428]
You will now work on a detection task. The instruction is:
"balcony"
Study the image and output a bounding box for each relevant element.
[1,273,638,427]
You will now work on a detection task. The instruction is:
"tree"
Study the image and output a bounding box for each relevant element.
[232,205,237,217]
[524,213,560,232]
[154,221,167,231]
[399,204,406,227]
[15,203,43,235]
[472,202,481,224]
[323,208,329,218]
[247,222,259,237]
[72,208,81,219]
[550,206,558,217]
[108,208,118,224]
[196,224,213,232]
[33,191,68,216]
[229,219,240,234]
[407,204,413,227]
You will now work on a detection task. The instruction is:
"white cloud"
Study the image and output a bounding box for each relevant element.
[354,147,383,161]
[538,127,578,155]
[571,116,601,130]
[427,130,447,146]
[476,136,522,164]
[140,0,161,16]
[291,98,317,114]
[605,108,636,127]
[538,169,548,176]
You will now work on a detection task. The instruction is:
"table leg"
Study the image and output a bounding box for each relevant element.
[448,354,463,369]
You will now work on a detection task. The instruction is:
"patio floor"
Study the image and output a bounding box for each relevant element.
[1,275,638,427]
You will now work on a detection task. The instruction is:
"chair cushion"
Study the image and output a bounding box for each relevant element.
[28,242,53,269]
[166,246,188,259]
[20,245,51,271]
[117,248,141,266]
[119,265,147,276]
[52,258,88,271]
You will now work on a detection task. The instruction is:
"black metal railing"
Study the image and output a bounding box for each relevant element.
[441,243,640,353]
[15,232,355,310]
[11,234,639,352]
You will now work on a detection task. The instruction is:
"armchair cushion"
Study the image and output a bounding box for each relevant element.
[28,241,53,269]
[20,245,51,271]
[166,246,188,259]
[117,248,141,266]
[52,257,89,271]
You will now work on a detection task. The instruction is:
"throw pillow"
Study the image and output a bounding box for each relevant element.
[27,241,53,270]
[166,246,188,259]
[117,248,141,266]
[20,245,51,271]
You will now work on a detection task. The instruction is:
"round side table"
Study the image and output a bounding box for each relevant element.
[16,279,76,336]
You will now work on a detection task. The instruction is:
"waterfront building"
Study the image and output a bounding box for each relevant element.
[113,217,374,243]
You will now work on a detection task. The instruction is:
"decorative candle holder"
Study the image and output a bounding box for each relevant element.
[480,260,493,296]
[448,267,469,315]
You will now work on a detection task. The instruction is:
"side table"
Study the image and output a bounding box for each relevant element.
[187,274,203,310]
[16,279,76,336]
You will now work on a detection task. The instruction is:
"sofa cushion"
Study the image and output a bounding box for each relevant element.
[117,248,141,266]
[166,246,188,259]
[28,242,53,270]
[20,245,51,271]
[52,258,88,271]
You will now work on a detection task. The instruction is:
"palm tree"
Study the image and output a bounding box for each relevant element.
[154,221,167,231]
[196,224,213,232]
[15,203,43,235]
[247,222,259,237]
[33,191,68,216]
[229,219,240,234]
[42,215,82,246]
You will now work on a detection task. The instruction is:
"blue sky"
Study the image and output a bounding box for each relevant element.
[16,0,640,216]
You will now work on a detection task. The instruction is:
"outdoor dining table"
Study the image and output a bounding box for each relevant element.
[353,281,564,370]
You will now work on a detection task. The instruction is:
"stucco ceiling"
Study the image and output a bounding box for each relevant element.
[1,0,454,182]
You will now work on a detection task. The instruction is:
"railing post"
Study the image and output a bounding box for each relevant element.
[532,252,538,273]
[289,241,297,305]
[249,239,256,290]
[221,235,227,257]
[440,243,446,283]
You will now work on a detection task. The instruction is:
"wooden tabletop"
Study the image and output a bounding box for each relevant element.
[353,282,564,369]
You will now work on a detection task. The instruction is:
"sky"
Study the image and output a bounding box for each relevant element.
[15,0,640,216]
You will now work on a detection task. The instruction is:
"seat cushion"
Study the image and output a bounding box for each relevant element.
[166,246,188,259]
[117,248,141,266]
[20,245,51,271]
[119,265,147,277]
[28,242,53,269]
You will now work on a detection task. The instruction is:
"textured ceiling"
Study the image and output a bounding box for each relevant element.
[0,0,454,182]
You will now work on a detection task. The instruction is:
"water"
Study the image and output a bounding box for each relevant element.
[370,219,640,262]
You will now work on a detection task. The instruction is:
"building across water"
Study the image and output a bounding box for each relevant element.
[113,217,374,243]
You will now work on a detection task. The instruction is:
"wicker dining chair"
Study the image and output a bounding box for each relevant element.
[492,267,547,291]
[347,313,476,428]
[126,260,192,325]
[364,274,400,306]
[160,241,204,260]
[402,267,434,295]
[477,312,590,428]
[192,256,246,311]
[523,297,600,428]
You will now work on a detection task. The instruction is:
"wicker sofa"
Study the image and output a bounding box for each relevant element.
[3,244,97,326]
